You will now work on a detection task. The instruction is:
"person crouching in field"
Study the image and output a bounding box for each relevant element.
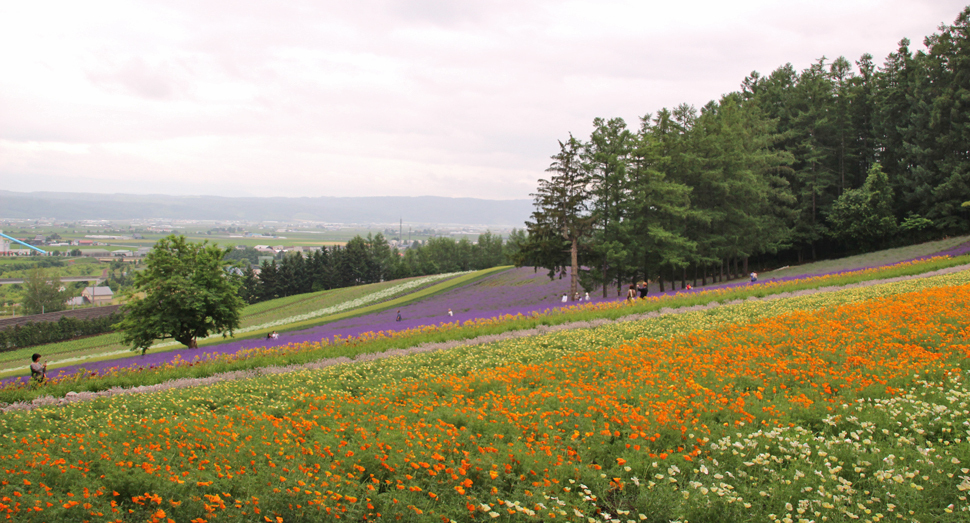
[30,353,47,385]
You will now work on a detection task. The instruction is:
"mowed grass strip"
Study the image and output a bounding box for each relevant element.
[3,263,970,406]
[1,254,966,383]
[0,269,497,377]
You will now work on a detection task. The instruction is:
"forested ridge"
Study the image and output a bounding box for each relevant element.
[520,6,970,296]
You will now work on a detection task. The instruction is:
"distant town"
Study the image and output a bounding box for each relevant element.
[0,218,518,259]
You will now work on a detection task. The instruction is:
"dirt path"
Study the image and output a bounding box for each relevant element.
[5,263,969,414]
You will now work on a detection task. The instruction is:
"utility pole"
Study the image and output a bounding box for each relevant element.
[399,218,403,244]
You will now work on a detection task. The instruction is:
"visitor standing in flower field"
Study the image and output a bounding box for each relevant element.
[29,353,46,384]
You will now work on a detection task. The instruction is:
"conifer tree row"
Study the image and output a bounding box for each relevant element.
[232,231,526,304]
[522,6,970,297]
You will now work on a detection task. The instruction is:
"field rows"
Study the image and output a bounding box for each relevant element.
[1,270,970,521]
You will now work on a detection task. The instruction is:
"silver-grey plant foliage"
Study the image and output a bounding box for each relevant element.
[4,263,968,414]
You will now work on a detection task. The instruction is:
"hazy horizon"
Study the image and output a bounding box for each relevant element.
[2,1,965,200]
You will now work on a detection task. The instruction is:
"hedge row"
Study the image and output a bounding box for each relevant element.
[0,313,122,352]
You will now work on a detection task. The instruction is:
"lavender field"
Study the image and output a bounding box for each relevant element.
[6,238,970,388]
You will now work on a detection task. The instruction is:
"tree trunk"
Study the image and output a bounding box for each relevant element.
[570,239,579,301]
[743,257,749,275]
[681,267,687,290]
[602,264,609,298]
[658,272,665,293]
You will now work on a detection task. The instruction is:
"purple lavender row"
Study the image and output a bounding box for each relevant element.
[5,244,967,388]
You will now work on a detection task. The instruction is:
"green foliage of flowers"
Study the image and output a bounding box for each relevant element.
[2,269,970,521]
[3,259,969,405]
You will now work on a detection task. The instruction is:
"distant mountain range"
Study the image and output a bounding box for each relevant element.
[0,191,533,226]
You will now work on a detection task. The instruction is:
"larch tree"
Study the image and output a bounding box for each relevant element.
[524,135,594,301]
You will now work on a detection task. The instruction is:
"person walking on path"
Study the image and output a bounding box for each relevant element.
[396,310,402,322]
[448,308,453,317]
[30,353,46,384]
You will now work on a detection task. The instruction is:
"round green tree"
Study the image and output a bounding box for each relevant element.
[21,267,69,315]
[116,235,245,353]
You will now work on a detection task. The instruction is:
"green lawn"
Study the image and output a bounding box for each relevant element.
[0,269,499,377]
[763,234,969,278]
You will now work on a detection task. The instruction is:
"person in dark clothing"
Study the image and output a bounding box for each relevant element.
[30,353,46,383]
[637,281,648,299]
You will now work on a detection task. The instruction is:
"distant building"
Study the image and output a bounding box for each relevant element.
[81,286,114,305]
[65,296,85,307]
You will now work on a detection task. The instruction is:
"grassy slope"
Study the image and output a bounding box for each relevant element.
[765,235,969,278]
[0,268,504,376]
[3,235,969,377]
[2,255,968,404]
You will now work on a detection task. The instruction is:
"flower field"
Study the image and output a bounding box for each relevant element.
[2,271,970,521]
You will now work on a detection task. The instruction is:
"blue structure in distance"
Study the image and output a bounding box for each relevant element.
[0,231,48,255]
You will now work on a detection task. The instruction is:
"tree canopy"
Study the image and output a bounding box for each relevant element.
[116,235,245,353]
[524,135,594,301]
[516,6,970,293]
[21,268,69,315]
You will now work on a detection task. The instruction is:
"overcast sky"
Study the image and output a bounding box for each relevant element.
[0,1,965,200]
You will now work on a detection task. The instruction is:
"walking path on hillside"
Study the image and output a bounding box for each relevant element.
[4,262,969,413]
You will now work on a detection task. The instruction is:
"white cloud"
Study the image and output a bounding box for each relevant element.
[0,0,965,200]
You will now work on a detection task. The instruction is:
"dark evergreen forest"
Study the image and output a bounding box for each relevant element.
[229,231,526,304]
[519,7,970,297]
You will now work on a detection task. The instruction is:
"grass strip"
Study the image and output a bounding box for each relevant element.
[1,257,967,406]
[0,268,500,373]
